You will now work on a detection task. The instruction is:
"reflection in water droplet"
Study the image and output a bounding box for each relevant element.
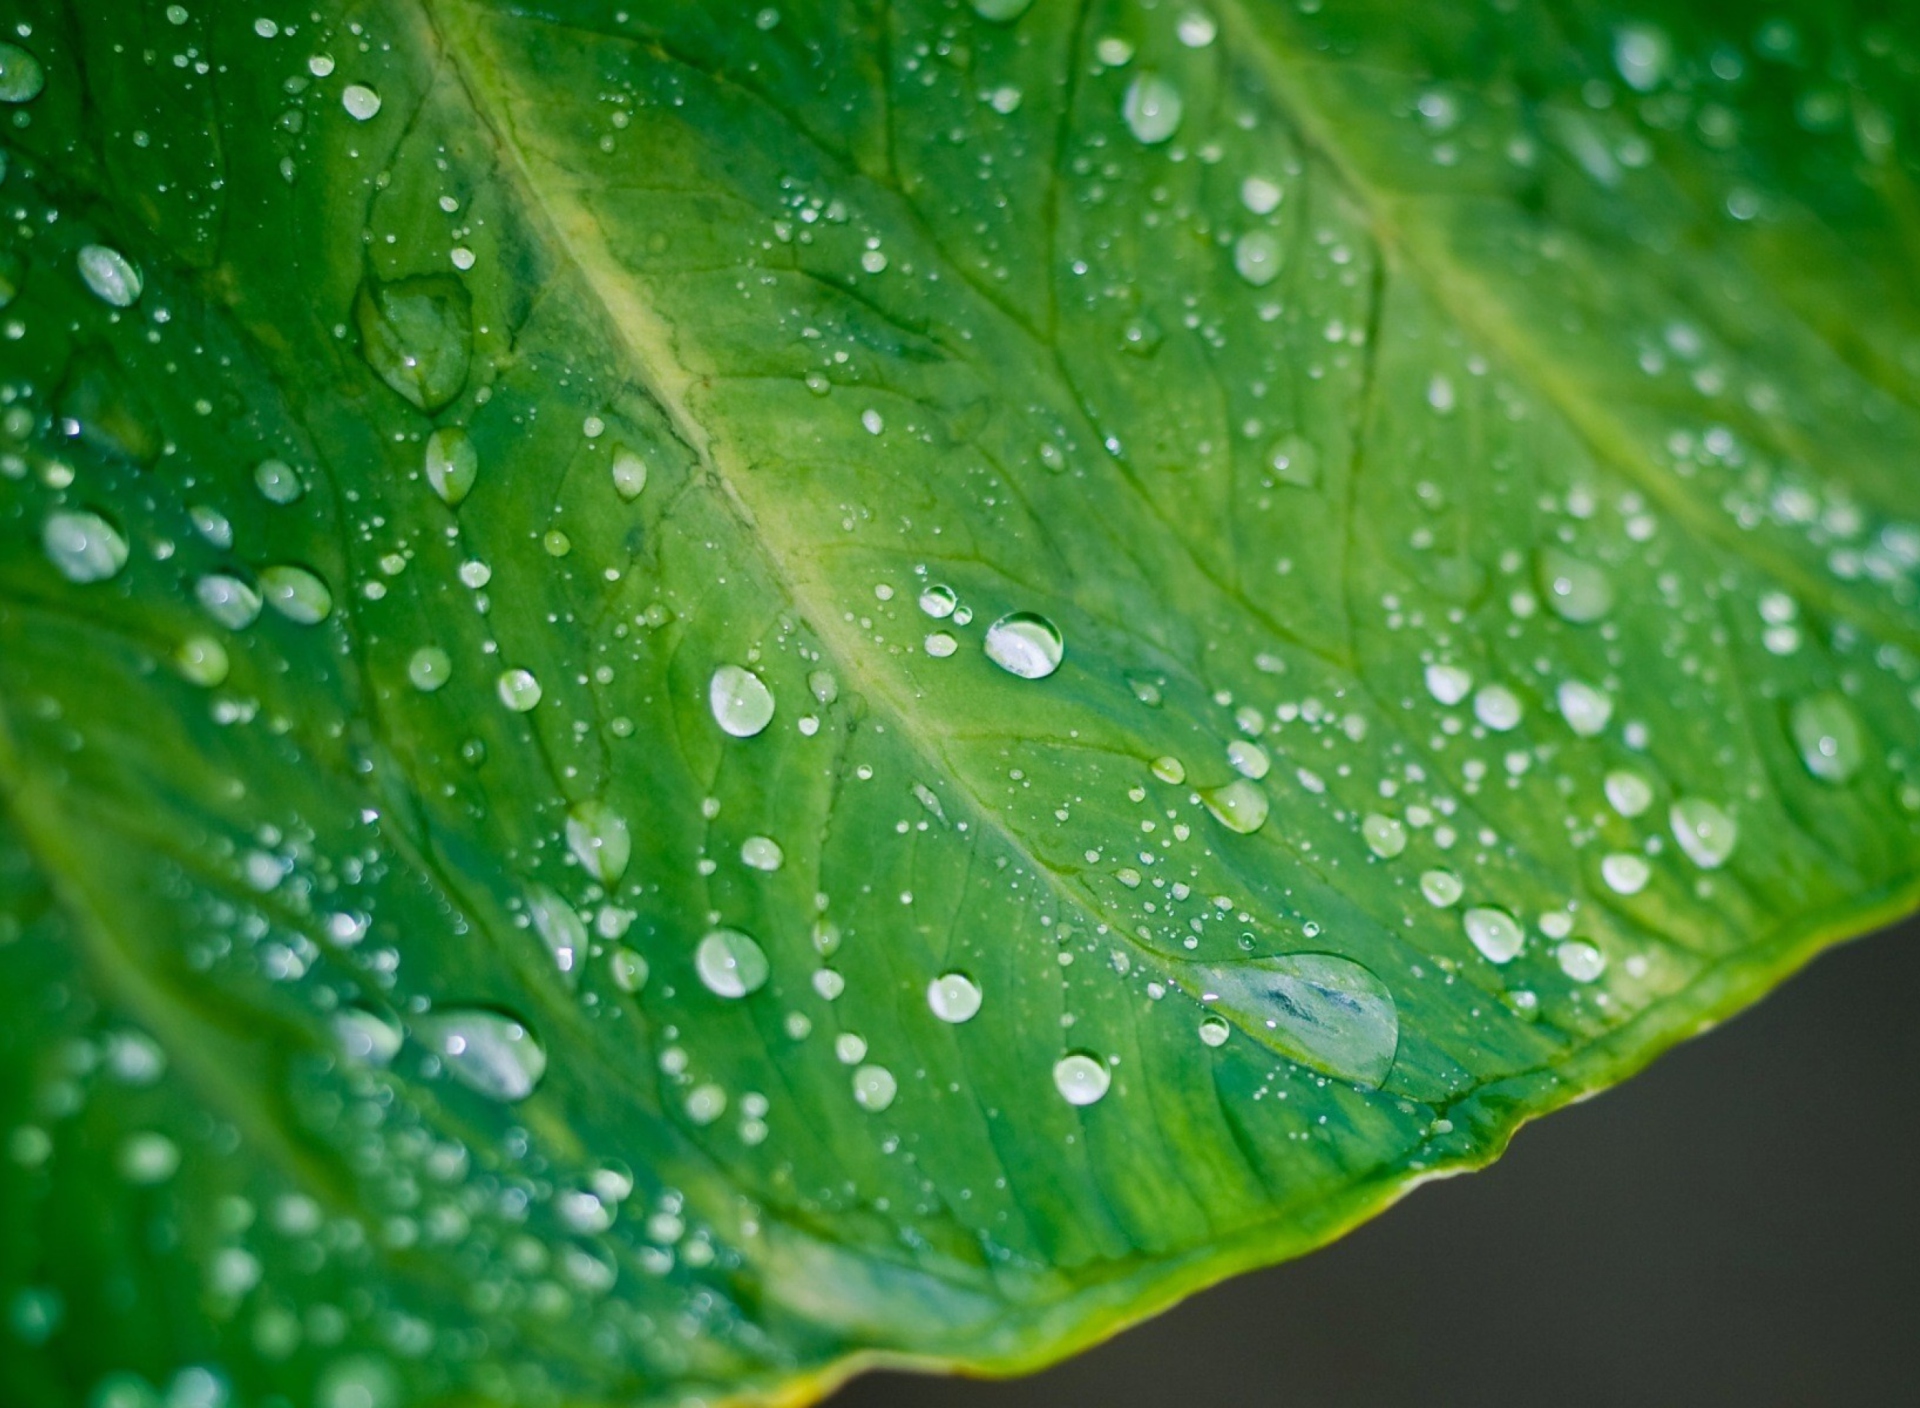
[1789,693,1863,784]
[925,631,958,658]
[421,1008,546,1101]
[566,800,631,884]
[497,667,542,712]
[919,584,958,618]
[0,43,45,104]
[696,928,769,998]
[1425,662,1472,706]
[77,245,142,307]
[1203,778,1269,834]
[1052,1052,1111,1106]
[342,83,382,120]
[253,458,304,505]
[407,646,452,692]
[1226,739,1270,779]
[260,565,332,623]
[43,511,128,583]
[1420,869,1463,907]
[1605,769,1653,817]
[1198,1015,1230,1048]
[1601,852,1650,895]
[927,972,982,1023]
[425,428,477,505]
[1362,813,1407,859]
[1557,679,1613,738]
[983,612,1064,679]
[710,664,776,736]
[1558,940,1606,982]
[1463,907,1525,964]
[1537,548,1614,623]
[1670,797,1737,869]
[1190,952,1399,1087]
[1151,755,1186,784]
[852,1064,897,1111]
[528,886,586,980]
[1123,73,1183,144]
[197,574,260,628]
[611,448,649,501]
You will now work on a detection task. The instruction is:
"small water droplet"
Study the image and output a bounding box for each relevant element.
[1241,175,1283,214]
[1425,663,1472,706]
[1191,952,1399,1087]
[1473,684,1523,731]
[852,1064,898,1111]
[77,246,142,307]
[1203,778,1269,834]
[1789,693,1863,784]
[710,664,775,736]
[611,448,648,501]
[1052,1052,1111,1106]
[1600,852,1650,895]
[43,510,127,583]
[496,667,543,712]
[696,928,769,998]
[260,565,332,623]
[1362,813,1407,858]
[425,428,477,505]
[1605,769,1653,817]
[341,83,382,120]
[1557,679,1612,737]
[1463,907,1525,963]
[1669,797,1737,869]
[1420,869,1463,907]
[983,612,1064,679]
[927,972,982,1023]
[407,646,452,692]
[1123,73,1183,144]
[919,584,958,618]
[420,1008,546,1101]
[253,458,304,505]
[1537,548,1614,623]
[566,800,631,884]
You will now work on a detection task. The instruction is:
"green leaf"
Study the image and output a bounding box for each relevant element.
[3,1,1918,1404]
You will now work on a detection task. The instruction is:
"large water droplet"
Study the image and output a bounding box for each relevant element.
[611,448,649,501]
[1420,868,1463,907]
[1052,1052,1111,1106]
[1233,231,1282,286]
[1473,684,1523,731]
[1463,906,1525,963]
[333,1005,402,1065]
[253,458,304,505]
[984,612,1063,679]
[1536,548,1614,623]
[1362,813,1407,859]
[1604,769,1653,817]
[1425,662,1472,706]
[497,667,542,712]
[1191,952,1400,1088]
[201,577,261,632]
[341,83,382,120]
[355,274,472,413]
[175,635,229,688]
[970,0,1033,19]
[566,800,631,884]
[1670,797,1737,869]
[77,246,142,307]
[710,664,775,736]
[740,835,784,872]
[420,1008,547,1102]
[1203,777,1269,834]
[1601,852,1650,895]
[1557,679,1613,737]
[425,428,477,505]
[0,43,45,103]
[851,1064,897,1111]
[528,885,587,980]
[43,510,127,583]
[1789,693,1863,784]
[927,972,982,1023]
[696,928,769,998]
[1123,73,1183,144]
[260,565,332,624]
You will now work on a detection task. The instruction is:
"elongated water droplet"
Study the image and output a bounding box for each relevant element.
[425,428,477,505]
[0,43,45,103]
[740,835,784,872]
[609,947,649,993]
[1191,952,1399,1087]
[1789,693,1863,784]
[528,885,586,980]
[1557,679,1613,737]
[710,664,775,736]
[696,928,769,998]
[420,1008,546,1101]
[43,510,127,583]
[1670,797,1737,869]
[971,0,1033,19]
[927,972,982,1023]
[1537,548,1614,623]
[1204,778,1269,834]
[198,574,260,629]
[852,1064,897,1111]
[1151,755,1186,784]
[611,448,648,501]
[1601,852,1650,895]
[1362,813,1407,858]
[334,1005,402,1065]
[1123,73,1183,144]
[77,245,142,307]
[407,646,452,692]
[566,800,631,884]
[497,667,542,712]
[1052,1052,1111,1106]
[253,458,304,505]
[260,565,332,623]
[175,635,229,688]
[1463,906,1525,963]
[1420,869,1463,907]
[355,274,471,412]
[1227,738,1270,779]
[984,612,1063,679]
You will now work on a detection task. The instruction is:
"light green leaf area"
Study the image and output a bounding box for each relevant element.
[2,1,1918,1404]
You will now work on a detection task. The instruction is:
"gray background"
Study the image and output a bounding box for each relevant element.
[830,914,1920,1408]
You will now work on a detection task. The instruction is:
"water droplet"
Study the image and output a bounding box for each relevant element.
[1266,433,1319,487]
[175,635,229,688]
[927,972,982,1023]
[1052,1052,1111,1106]
[1601,852,1649,895]
[925,631,958,658]
[1123,73,1183,144]
[43,510,127,583]
[425,428,477,505]
[0,43,45,104]
[813,969,845,1001]
[1150,755,1186,784]
[710,664,775,736]
[611,448,648,501]
[1425,662,1472,706]
[566,800,631,884]
[1463,907,1525,964]
[117,1132,180,1185]
[1473,684,1523,731]
[355,274,472,412]
[1605,769,1653,817]
[1241,175,1283,214]
[852,1063,898,1111]
[77,246,142,307]
[970,0,1033,20]
[1537,548,1615,623]
[740,835,784,872]
[496,667,542,712]
[1226,738,1270,779]
[420,1008,547,1101]
[260,565,332,623]
[610,947,649,993]
[528,886,586,979]
[696,928,769,998]
[1789,693,1863,784]
[407,646,452,692]
[341,83,382,120]
[333,1005,401,1064]
[1198,1015,1231,1047]
[189,505,232,549]
[808,669,838,705]
[983,612,1064,679]
[1177,11,1218,47]
[1557,679,1613,737]
[1191,952,1399,1087]
[1233,231,1282,286]
[919,584,958,618]
[1203,778,1269,834]
[1669,797,1737,869]
[1420,869,1463,907]
[253,458,304,505]
[1362,813,1407,858]
[1557,940,1606,983]
[686,1083,727,1125]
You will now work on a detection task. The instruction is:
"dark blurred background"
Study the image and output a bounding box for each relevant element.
[831,914,1920,1408]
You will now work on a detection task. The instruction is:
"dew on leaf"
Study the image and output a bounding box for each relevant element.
[1463,906,1525,963]
[174,635,229,688]
[1267,434,1319,487]
[1241,175,1283,214]
[1150,755,1186,784]
[970,0,1033,20]
[1122,74,1183,144]
[77,246,142,307]
[926,972,982,1023]
[1362,813,1407,859]
[1537,548,1615,623]
[1227,739,1270,779]
[252,458,304,505]
[710,664,776,736]
[259,565,332,624]
[1557,679,1613,738]
[0,43,45,103]
[425,428,478,506]
[1557,940,1606,983]
[333,1006,401,1065]
[496,667,543,712]
[420,1008,546,1102]
[1425,663,1472,706]
[1420,869,1463,907]
[1473,684,1523,732]
[1601,852,1650,895]
[984,612,1064,679]
[116,1132,180,1186]
[528,886,586,979]
[1790,693,1863,784]
[566,800,632,884]
[611,448,648,501]
[43,511,128,583]
[407,646,452,692]
[852,1064,897,1111]
[1191,952,1400,1087]
[341,83,382,120]
[1233,231,1282,286]
[925,631,958,657]
[740,835,784,872]
[1670,797,1737,869]
[1198,1015,1230,1048]
[696,928,769,998]
[1605,769,1654,817]
[919,583,958,618]
[1203,778,1269,834]
[610,948,649,993]
[1052,1052,1111,1106]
